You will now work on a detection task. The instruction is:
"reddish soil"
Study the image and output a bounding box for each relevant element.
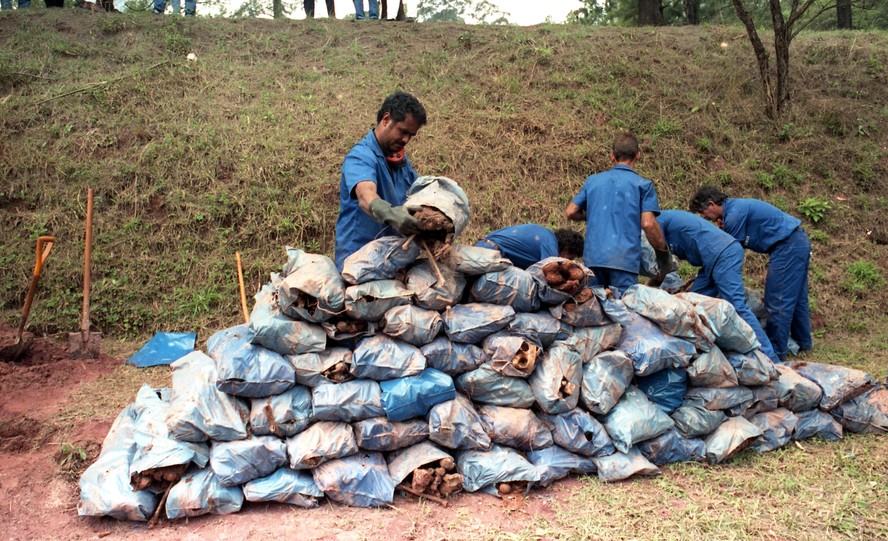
[0,326,571,540]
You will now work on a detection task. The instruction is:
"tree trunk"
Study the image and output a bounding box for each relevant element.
[684,0,699,25]
[273,0,282,18]
[638,0,663,25]
[768,0,790,116]
[836,0,852,29]
[731,0,777,118]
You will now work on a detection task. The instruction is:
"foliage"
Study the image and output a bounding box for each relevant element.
[843,260,885,294]
[798,197,831,223]
[416,0,509,23]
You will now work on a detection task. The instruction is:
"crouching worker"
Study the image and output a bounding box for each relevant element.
[690,186,812,360]
[653,210,779,363]
[334,91,428,270]
[475,224,584,269]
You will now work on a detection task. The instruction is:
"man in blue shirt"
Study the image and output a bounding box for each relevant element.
[334,91,427,270]
[564,133,672,294]
[475,225,584,269]
[690,186,812,360]
[655,210,779,363]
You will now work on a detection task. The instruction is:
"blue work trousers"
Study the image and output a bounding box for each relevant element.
[1,0,30,9]
[588,267,638,299]
[765,228,812,360]
[154,0,194,15]
[354,0,378,19]
[691,243,779,363]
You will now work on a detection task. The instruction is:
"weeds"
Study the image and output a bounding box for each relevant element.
[843,260,885,295]
[798,197,831,223]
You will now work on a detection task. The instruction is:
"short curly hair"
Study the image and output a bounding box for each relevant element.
[689,186,728,214]
[554,228,584,258]
[612,133,640,162]
[377,91,427,126]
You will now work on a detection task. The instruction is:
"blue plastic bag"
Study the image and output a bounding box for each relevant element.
[774,364,823,412]
[242,468,324,508]
[703,416,762,464]
[687,346,738,388]
[828,386,888,433]
[671,401,728,438]
[210,435,288,487]
[421,337,487,376]
[344,280,413,322]
[685,386,754,412]
[636,368,688,414]
[127,332,196,368]
[556,323,622,362]
[313,452,395,508]
[406,261,467,311]
[248,282,327,355]
[677,291,760,354]
[479,405,553,451]
[457,445,541,493]
[725,349,779,387]
[637,428,705,465]
[286,421,358,469]
[351,334,427,381]
[580,350,634,415]
[428,395,492,451]
[529,344,583,414]
[341,235,421,285]
[527,445,597,487]
[380,305,443,347]
[525,257,592,307]
[749,408,798,452]
[278,248,345,323]
[165,467,244,520]
[386,441,454,486]
[353,418,429,452]
[443,303,516,344]
[312,380,385,422]
[789,361,874,411]
[592,447,661,482]
[543,408,614,457]
[622,284,711,342]
[616,312,696,377]
[794,409,843,441]
[470,266,540,313]
[380,368,456,422]
[456,364,535,408]
[548,287,611,328]
[207,324,295,398]
[249,385,312,437]
[602,386,675,453]
[290,347,353,387]
[507,312,570,347]
[449,243,511,275]
[482,331,542,378]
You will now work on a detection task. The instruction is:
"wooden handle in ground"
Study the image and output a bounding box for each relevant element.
[80,188,94,337]
[236,251,249,323]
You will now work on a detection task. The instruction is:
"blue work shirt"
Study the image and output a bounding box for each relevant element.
[482,224,558,269]
[722,198,801,253]
[571,165,660,273]
[334,129,419,270]
[657,210,737,275]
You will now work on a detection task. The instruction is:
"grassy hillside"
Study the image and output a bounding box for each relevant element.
[1,12,887,363]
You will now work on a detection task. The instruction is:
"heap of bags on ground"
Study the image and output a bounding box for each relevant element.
[78,177,887,522]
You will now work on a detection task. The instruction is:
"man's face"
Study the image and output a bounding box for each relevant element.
[375,112,421,156]
[701,202,724,226]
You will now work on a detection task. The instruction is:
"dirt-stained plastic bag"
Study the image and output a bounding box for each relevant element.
[526,257,592,307]
[165,467,243,520]
[421,337,486,376]
[428,395,492,451]
[242,468,324,508]
[450,244,512,275]
[406,175,470,235]
[479,405,553,451]
[351,334,426,381]
[341,236,421,285]
[671,401,728,438]
[544,408,614,457]
[470,266,540,313]
[748,408,798,452]
[406,261,467,311]
[558,323,622,362]
[622,285,712,343]
[828,386,888,433]
[529,344,583,414]
[279,248,345,323]
[685,386,754,412]
[386,441,454,485]
[581,350,634,415]
[725,350,778,387]
[508,312,570,347]
[592,447,661,482]
[457,445,541,493]
[78,403,159,521]
[443,303,516,344]
[549,287,611,328]
[603,386,675,453]
[789,361,874,410]
[637,428,705,465]
[703,416,762,464]
[249,385,312,438]
[380,368,456,422]
[794,409,843,441]
[636,368,688,414]
[526,446,598,486]
[743,385,779,418]
[354,418,429,451]
[313,452,395,508]
[321,318,377,342]
[773,364,823,412]
[290,347,353,387]
[249,282,327,355]
[207,325,295,398]
[286,421,358,469]
[677,291,760,354]
[380,305,443,347]
[456,364,535,408]
[687,346,738,388]
[312,380,385,422]
[166,352,249,443]
[210,435,288,487]
[344,280,413,322]
[482,332,542,379]
[616,312,696,377]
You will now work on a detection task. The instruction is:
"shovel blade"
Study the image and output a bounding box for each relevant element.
[0,338,33,363]
[68,332,102,359]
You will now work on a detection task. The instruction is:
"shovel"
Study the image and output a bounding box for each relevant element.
[69,187,101,359]
[0,235,55,362]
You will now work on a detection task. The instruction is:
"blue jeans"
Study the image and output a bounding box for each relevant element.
[1,0,30,8]
[588,267,638,298]
[765,228,812,360]
[354,0,378,19]
[154,0,194,15]
[691,243,779,363]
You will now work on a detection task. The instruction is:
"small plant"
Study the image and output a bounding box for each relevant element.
[777,123,793,142]
[808,229,829,244]
[797,197,831,223]
[695,137,713,152]
[757,171,775,190]
[843,261,885,295]
[771,164,802,188]
[57,442,95,480]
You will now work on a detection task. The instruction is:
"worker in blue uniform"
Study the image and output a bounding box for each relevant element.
[564,133,672,295]
[334,91,427,270]
[475,224,584,269]
[654,210,780,363]
[690,186,812,360]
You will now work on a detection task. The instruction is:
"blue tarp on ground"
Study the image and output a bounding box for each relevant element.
[127,332,197,367]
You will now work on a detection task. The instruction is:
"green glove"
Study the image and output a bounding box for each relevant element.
[369,198,421,236]
[655,247,676,275]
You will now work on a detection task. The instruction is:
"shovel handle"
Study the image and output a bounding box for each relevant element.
[17,236,56,341]
[236,251,249,324]
[81,188,94,336]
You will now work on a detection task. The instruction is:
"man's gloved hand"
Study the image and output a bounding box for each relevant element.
[655,247,676,275]
[369,198,421,236]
